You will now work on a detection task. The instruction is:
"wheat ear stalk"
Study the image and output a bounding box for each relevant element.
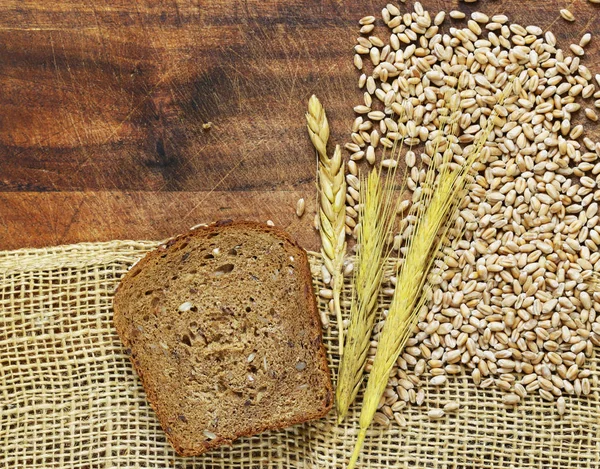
[335,138,405,422]
[346,84,513,469]
[306,95,346,356]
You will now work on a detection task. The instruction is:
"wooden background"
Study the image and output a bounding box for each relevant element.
[1,0,599,251]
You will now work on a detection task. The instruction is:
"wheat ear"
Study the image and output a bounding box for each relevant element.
[346,84,514,469]
[306,95,346,356]
[335,134,406,422]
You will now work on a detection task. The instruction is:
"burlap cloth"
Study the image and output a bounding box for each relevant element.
[2,240,600,468]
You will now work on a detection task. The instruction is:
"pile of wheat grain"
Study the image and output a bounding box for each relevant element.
[322,2,600,422]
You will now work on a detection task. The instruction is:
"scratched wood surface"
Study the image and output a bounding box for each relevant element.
[1,0,599,251]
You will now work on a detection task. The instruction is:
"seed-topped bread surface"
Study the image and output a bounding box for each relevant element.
[113,221,333,456]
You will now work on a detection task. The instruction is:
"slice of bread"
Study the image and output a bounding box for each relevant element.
[113,221,332,456]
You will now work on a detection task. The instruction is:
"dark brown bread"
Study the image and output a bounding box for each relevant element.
[113,221,333,456]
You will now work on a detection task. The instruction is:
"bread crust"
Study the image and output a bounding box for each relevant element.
[113,221,333,456]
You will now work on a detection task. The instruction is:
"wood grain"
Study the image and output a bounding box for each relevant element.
[1,0,599,251]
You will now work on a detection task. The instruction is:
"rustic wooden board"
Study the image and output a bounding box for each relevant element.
[1,0,599,251]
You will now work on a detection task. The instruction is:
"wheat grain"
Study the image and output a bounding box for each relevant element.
[434,11,445,25]
[296,198,305,217]
[359,15,375,25]
[385,3,400,16]
[444,401,460,412]
[348,160,358,176]
[580,33,592,47]
[306,95,347,355]
[570,44,585,56]
[427,409,445,419]
[430,375,447,386]
[560,8,575,21]
[503,394,521,406]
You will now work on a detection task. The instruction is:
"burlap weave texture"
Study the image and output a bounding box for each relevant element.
[1,240,599,468]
